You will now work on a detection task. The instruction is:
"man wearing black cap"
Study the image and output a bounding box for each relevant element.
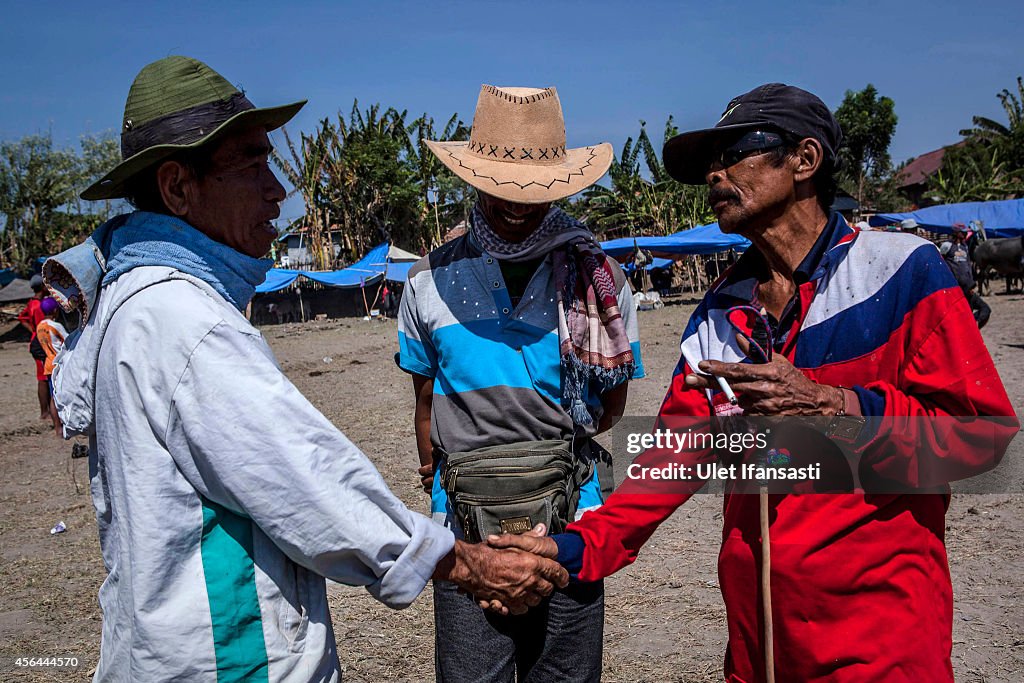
[491,84,1017,681]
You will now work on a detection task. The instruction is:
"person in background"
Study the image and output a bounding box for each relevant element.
[942,226,990,328]
[400,83,643,682]
[35,296,68,434]
[17,274,49,419]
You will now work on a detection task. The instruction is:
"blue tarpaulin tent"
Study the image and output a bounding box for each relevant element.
[381,261,414,283]
[600,234,657,257]
[624,257,674,273]
[255,242,413,292]
[601,222,750,257]
[255,268,301,293]
[302,242,390,288]
[0,268,15,288]
[869,198,1024,237]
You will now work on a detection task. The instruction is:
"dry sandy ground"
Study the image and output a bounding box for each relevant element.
[1,296,1022,682]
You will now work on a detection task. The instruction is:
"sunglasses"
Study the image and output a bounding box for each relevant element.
[710,130,786,170]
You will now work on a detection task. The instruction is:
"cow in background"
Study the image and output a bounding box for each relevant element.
[252,295,300,325]
[974,236,1023,295]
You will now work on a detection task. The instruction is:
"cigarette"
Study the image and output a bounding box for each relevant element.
[681,344,738,404]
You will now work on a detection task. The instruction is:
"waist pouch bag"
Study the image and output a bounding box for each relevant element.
[439,439,593,543]
[29,335,47,361]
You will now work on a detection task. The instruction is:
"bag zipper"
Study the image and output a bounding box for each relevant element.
[452,483,568,506]
[444,464,570,491]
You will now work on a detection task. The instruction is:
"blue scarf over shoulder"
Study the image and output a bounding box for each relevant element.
[43,211,272,320]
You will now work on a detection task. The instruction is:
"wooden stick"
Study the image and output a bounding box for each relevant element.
[760,487,776,683]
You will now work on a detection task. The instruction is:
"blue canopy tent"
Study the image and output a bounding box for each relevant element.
[367,244,418,284]
[869,198,1024,237]
[255,242,415,293]
[601,223,750,257]
[302,242,390,288]
[642,223,750,255]
[380,260,414,283]
[624,257,674,273]
[255,268,301,294]
[600,234,659,257]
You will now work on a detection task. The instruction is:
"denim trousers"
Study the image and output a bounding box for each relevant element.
[433,578,604,683]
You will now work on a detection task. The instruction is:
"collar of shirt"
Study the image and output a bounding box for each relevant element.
[712,212,854,346]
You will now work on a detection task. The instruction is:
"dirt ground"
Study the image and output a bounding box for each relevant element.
[1,295,1022,682]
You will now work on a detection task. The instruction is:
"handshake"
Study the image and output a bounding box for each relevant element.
[431,524,565,615]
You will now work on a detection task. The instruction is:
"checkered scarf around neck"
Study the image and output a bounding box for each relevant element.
[471,204,636,425]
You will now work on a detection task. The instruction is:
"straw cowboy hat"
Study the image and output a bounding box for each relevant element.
[82,55,305,201]
[425,85,613,204]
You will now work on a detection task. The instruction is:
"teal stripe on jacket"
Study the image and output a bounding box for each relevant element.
[200,498,269,682]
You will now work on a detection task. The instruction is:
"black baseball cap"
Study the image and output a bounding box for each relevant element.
[663,83,843,184]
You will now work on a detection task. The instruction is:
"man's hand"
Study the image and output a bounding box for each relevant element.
[475,524,562,612]
[685,335,844,416]
[417,463,434,493]
[486,524,559,559]
[433,526,568,616]
[412,374,435,494]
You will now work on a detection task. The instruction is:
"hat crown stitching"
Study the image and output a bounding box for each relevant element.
[423,84,612,202]
[468,85,566,165]
[123,56,240,130]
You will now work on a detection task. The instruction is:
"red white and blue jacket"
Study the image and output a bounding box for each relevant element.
[554,215,1018,682]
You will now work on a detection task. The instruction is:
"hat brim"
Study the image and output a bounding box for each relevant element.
[662,122,766,185]
[425,140,613,204]
[81,100,307,201]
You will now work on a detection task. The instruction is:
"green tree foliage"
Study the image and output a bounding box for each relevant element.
[959,76,1024,172]
[406,113,472,250]
[569,117,712,237]
[273,102,470,268]
[928,141,1024,204]
[0,132,120,271]
[834,84,898,211]
[928,76,1024,204]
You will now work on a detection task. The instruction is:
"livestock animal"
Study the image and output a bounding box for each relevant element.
[974,236,1023,295]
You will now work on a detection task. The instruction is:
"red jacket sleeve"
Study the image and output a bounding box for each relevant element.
[564,357,713,582]
[856,288,1018,488]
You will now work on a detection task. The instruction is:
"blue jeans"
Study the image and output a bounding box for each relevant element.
[433,578,604,683]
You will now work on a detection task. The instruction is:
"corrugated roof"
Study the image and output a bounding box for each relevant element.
[898,142,965,188]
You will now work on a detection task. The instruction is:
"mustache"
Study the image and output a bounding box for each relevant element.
[708,188,739,205]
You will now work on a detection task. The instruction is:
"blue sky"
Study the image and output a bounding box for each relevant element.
[3,0,1022,222]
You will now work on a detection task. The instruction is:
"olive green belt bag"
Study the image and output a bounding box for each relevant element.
[438,439,592,543]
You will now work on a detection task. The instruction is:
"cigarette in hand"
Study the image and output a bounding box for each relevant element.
[681,344,738,404]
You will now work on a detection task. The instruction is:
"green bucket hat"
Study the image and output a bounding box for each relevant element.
[82,55,306,201]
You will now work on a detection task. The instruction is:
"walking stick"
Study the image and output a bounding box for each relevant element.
[717,303,779,682]
[760,486,775,683]
[746,305,776,683]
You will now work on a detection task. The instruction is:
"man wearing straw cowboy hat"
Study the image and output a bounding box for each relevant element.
[43,57,568,682]
[491,83,1017,681]
[398,84,644,681]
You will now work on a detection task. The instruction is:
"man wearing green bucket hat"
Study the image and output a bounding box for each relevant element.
[44,56,567,682]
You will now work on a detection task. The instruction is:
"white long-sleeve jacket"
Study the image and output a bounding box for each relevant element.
[52,266,453,682]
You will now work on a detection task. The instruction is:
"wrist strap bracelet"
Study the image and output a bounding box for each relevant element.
[827,386,865,443]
